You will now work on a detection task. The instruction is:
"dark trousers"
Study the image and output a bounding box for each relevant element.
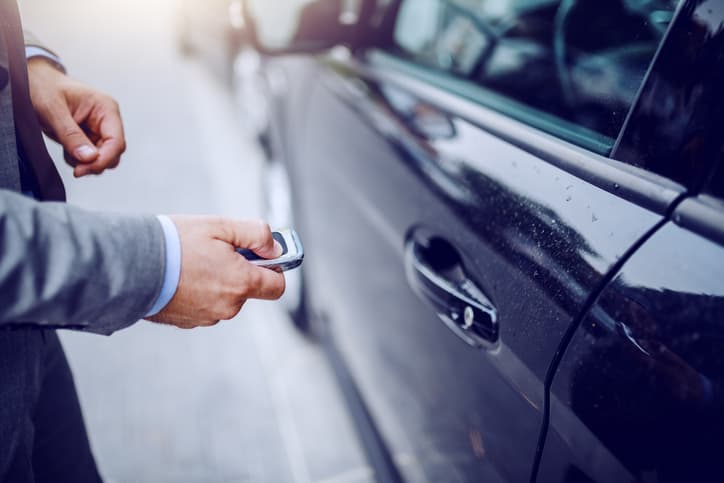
[0,329,102,483]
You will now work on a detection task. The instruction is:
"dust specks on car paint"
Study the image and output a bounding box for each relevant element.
[469,429,486,459]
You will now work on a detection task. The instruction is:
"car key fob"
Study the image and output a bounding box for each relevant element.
[236,229,304,272]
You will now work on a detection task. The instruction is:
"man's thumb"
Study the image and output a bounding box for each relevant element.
[53,112,98,162]
[221,219,283,260]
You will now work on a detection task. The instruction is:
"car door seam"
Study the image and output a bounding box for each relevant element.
[528,190,690,483]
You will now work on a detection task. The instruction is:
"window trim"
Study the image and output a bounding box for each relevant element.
[324,53,685,216]
[369,50,614,154]
[673,195,724,246]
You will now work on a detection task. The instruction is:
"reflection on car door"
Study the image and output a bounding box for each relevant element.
[537,1,724,477]
[287,1,683,481]
[538,193,724,482]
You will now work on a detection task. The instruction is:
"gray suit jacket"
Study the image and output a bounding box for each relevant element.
[0,3,166,335]
[1,0,167,477]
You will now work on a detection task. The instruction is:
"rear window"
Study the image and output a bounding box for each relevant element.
[388,0,682,154]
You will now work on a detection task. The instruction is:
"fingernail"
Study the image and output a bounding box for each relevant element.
[74,145,98,161]
[273,241,284,258]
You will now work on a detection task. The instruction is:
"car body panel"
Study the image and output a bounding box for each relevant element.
[255,1,724,481]
[535,1,724,480]
[273,50,672,480]
[539,211,724,482]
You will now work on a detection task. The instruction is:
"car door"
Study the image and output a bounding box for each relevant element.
[536,2,724,480]
[538,174,724,483]
[284,0,684,481]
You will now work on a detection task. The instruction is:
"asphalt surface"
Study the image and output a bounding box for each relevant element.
[17,1,371,482]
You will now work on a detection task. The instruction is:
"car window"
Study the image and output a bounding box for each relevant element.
[386,0,682,154]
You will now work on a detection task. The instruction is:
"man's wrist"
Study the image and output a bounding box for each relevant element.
[145,215,182,317]
[25,46,66,74]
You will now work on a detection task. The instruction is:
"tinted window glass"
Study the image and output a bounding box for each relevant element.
[391,0,681,153]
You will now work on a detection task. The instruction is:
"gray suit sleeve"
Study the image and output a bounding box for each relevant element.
[0,189,166,335]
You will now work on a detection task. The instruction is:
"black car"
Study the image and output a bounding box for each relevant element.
[245,1,724,481]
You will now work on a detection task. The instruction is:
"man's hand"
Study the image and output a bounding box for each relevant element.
[27,58,126,178]
[149,217,286,329]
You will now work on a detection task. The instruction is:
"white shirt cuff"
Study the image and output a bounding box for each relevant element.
[145,215,182,317]
[25,46,66,73]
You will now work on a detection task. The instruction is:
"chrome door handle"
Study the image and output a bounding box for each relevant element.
[405,237,498,348]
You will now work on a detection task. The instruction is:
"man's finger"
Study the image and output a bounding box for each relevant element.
[73,153,121,178]
[98,139,125,167]
[218,220,283,259]
[241,265,286,301]
[73,102,126,178]
[73,161,113,178]
[96,106,126,165]
[50,105,99,163]
[73,122,125,177]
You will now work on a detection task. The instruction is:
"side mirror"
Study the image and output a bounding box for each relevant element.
[243,0,370,54]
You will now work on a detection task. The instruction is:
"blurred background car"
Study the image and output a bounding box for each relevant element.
[177,0,272,142]
[237,0,724,482]
[176,0,246,81]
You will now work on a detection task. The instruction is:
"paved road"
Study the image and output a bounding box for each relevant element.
[17,1,371,482]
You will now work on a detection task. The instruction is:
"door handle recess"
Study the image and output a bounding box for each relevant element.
[405,237,498,348]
